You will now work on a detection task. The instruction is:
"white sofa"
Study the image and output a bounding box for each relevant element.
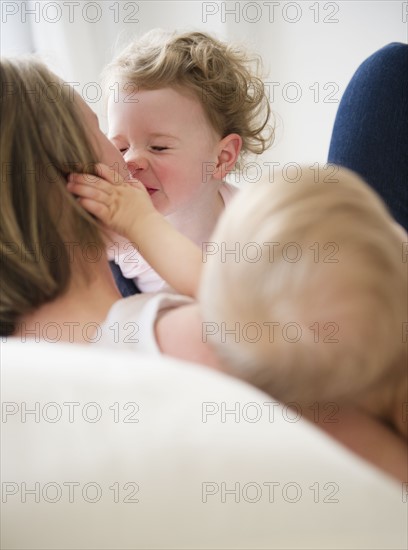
[1,339,407,549]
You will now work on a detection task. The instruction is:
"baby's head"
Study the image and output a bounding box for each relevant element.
[200,167,406,406]
[103,29,273,162]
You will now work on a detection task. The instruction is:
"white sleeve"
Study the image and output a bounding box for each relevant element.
[97,293,193,354]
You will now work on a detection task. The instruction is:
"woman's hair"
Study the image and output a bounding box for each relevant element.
[199,166,406,404]
[0,58,104,336]
[102,29,274,163]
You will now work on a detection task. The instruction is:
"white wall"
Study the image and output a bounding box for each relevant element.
[1,1,406,178]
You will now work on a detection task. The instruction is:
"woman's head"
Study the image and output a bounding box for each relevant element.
[0,58,122,336]
[200,166,407,404]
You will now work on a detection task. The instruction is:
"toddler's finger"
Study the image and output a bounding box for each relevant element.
[77,197,110,223]
[128,178,151,197]
[95,163,125,186]
[67,180,112,205]
[68,173,113,195]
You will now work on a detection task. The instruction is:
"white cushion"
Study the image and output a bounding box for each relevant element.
[1,339,406,549]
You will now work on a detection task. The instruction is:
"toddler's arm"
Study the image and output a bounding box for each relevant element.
[67,164,201,297]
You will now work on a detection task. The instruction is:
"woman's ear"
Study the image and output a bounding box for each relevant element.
[213,133,243,180]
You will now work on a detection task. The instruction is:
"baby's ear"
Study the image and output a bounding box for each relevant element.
[213,133,242,180]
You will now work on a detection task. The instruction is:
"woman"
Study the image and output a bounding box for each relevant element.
[0,58,210,359]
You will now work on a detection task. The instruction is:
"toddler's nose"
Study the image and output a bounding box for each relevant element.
[125,149,149,175]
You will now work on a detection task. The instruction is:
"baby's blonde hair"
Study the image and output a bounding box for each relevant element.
[200,166,406,404]
[102,29,273,164]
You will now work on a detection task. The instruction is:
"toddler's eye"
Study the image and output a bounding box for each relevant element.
[151,146,168,152]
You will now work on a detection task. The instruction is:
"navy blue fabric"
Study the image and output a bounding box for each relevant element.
[328,42,408,231]
[109,261,140,297]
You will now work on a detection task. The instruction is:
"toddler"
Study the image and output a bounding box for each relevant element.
[101,29,273,292]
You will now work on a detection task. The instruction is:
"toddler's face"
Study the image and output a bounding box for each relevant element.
[107,86,223,216]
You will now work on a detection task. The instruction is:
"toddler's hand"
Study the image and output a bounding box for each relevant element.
[67,163,159,242]
[67,163,201,298]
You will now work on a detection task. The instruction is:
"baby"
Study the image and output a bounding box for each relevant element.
[69,164,407,480]
[199,166,408,480]
[101,29,273,293]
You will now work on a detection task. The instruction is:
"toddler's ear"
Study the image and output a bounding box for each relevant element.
[213,133,242,180]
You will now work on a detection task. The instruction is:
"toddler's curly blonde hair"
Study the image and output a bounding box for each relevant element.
[102,29,274,165]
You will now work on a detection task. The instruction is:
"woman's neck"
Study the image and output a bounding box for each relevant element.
[14,260,121,344]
